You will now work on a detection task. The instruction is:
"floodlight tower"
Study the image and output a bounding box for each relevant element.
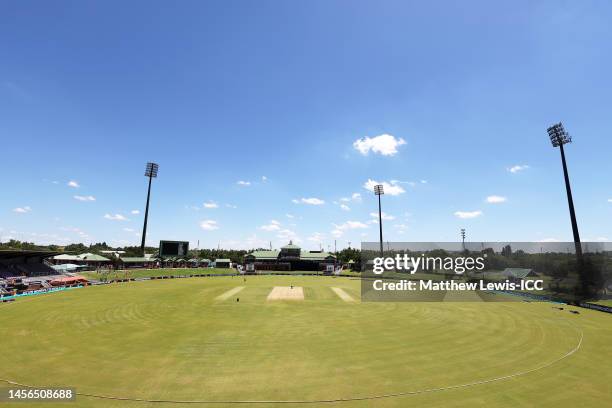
[460,228,466,250]
[374,184,384,258]
[140,162,159,256]
[547,122,582,258]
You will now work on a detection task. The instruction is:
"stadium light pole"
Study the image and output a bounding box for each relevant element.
[374,184,384,258]
[140,162,159,256]
[547,122,582,259]
[460,228,466,251]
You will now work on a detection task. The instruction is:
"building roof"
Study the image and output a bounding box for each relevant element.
[281,241,300,250]
[300,251,335,261]
[121,257,150,263]
[184,258,211,263]
[215,258,231,263]
[53,253,109,262]
[53,254,82,261]
[246,249,334,262]
[0,250,61,260]
[502,268,536,279]
[79,253,110,262]
[246,250,280,260]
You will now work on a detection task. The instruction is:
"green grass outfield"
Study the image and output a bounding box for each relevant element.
[0,275,610,408]
[589,299,612,307]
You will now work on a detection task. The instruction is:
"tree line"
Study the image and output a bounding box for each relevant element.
[0,239,363,265]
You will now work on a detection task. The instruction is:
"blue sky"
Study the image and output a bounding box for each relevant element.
[1,0,611,250]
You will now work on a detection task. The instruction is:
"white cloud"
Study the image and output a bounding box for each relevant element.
[307,232,325,242]
[67,180,80,188]
[277,228,299,242]
[454,210,483,219]
[363,179,406,196]
[331,229,343,238]
[486,195,507,204]
[260,220,281,231]
[123,228,135,232]
[340,204,350,211]
[200,220,219,231]
[508,164,529,174]
[237,180,251,186]
[55,226,90,241]
[608,198,612,203]
[353,134,406,156]
[225,204,238,209]
[13,206,32,213]
[333,221,369,230]
[291,199,300,204]
[203,201,219,209]
[131,209,140,214]
[286,213,295,219]
[420,180,428,184]
[296,197,325,205]
[73,195,96,202]
[261,176,268,182]
[340,192,362,203]
[538,238,561,242]
[370,212,395,220]
[243,234,269,249]
[104,213,129,221]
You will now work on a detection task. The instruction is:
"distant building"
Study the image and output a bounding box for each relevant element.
[215,258,231,268]
[119,257,155,269]
[51,253,111,268]
[244,241,336,272]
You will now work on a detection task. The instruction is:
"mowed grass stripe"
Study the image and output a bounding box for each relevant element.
[331,287,355,302]
[215,286,244,301]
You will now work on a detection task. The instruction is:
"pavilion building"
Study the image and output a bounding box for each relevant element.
[244,241,336,272]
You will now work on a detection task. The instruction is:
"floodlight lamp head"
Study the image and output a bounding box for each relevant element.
[547,122,571,147]
[374,184,384,195]
[145,162,159,178]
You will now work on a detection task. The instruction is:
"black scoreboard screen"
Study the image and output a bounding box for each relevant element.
[159,240,189,257]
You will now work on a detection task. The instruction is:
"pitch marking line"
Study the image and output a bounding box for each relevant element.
[215,286,244,301]
[267,286,304,301]
[331,287,355,302]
